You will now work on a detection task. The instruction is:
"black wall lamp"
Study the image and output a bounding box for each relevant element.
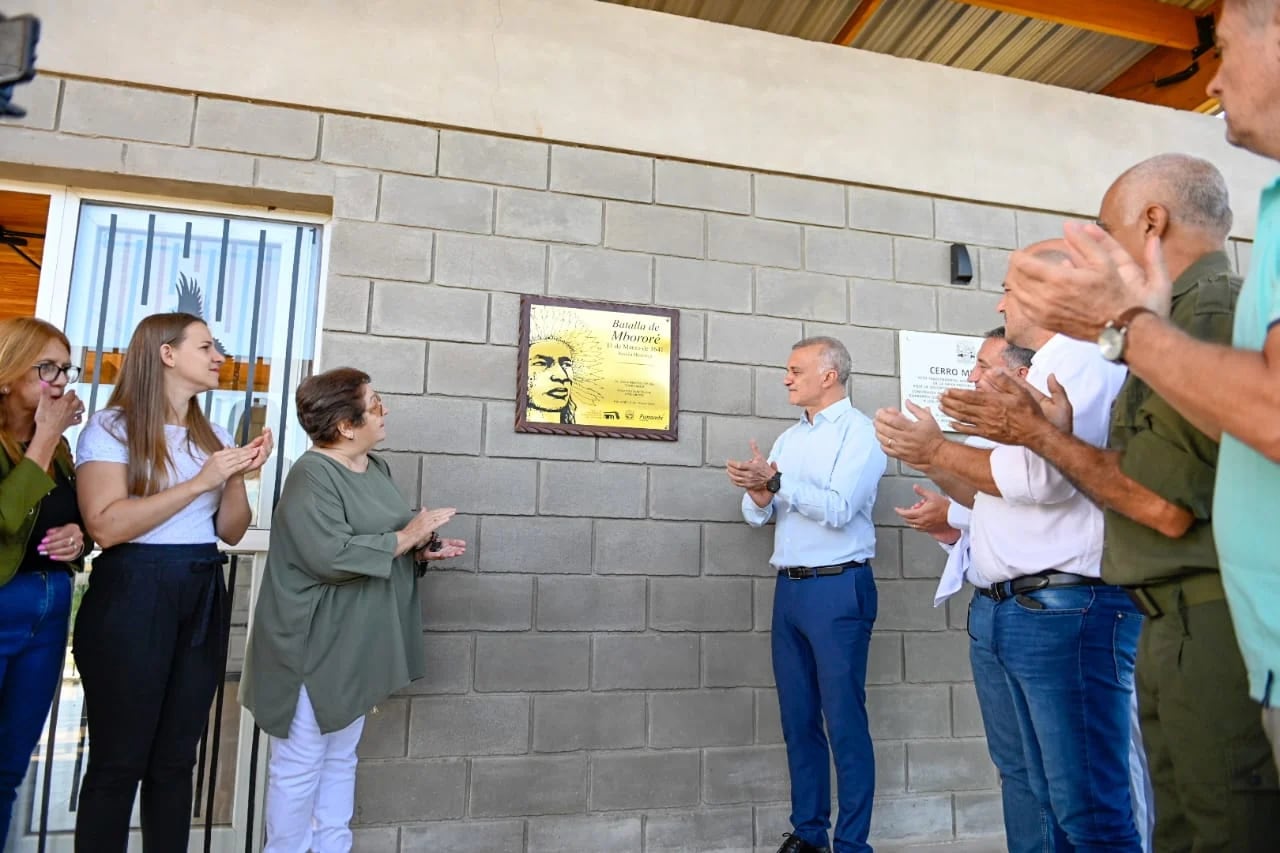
[950,243,973,285]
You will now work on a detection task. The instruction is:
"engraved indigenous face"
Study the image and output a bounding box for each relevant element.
[527,339,574,415]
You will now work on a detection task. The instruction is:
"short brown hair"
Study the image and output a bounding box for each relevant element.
[295,367,371,444]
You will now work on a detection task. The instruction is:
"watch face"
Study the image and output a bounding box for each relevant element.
[766,473,781,493]
[1098,326,1126,362]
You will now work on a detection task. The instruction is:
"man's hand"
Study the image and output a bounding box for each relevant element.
[874,401,945,470]
[940,370,1073,446]
[894,484,953,534]
[726,439,776,491]
[1006,223,1172,341]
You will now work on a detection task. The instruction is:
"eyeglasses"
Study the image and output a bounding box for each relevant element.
[33,362,82,383]
[366,393,386,416]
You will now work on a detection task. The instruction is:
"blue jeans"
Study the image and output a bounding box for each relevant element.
[772,567,876,853]
[0,571,73,846]
[967,584,1143,853]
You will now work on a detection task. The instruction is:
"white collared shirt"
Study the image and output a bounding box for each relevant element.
[968,335,1128,584]
[932,436,990,607]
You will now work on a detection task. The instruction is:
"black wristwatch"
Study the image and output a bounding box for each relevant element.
[765,471,782,493]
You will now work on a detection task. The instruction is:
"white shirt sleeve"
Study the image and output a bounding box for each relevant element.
[989,337,1124,506]
[75,409,129,466]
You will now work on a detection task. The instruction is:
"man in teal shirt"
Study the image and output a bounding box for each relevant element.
[998,0,1280,765]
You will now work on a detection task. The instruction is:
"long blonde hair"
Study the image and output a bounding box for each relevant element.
[0,317,74,473]
[105,312,225,496]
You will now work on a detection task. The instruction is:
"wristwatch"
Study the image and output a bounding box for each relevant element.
[765,471,782,493]
[1097,307,1154,363]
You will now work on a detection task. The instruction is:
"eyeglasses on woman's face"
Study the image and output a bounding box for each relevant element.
[365,393,387,417]
[33,362,82,384]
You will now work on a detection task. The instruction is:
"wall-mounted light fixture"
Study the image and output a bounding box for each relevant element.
[950,243,973,285]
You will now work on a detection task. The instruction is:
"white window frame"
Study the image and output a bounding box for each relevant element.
[1,178,332,853]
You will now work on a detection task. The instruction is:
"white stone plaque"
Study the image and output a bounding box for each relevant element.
[898,330,983,431]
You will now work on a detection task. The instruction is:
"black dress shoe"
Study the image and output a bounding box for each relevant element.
[775,833,830,853]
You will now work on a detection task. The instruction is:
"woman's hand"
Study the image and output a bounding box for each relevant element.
[241,428,275,474]
[193,446,258,493]
[414,537,467,562]
[40,523,86,562]
[395,507,456,556]
[33,386,84,438]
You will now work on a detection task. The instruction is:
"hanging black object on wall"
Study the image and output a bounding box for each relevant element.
[0,13,40,119]
[950,243,973,285]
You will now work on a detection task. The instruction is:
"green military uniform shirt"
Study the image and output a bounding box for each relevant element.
[240,451,426,737]
[1102,251,1239,586]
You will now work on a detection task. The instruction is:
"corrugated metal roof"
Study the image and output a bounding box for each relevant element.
[601,0,1217,98]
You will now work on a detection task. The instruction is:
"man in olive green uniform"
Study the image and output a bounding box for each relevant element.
[939,154,1280,851]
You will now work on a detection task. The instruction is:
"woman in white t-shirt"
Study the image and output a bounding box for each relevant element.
[72,312,272,852]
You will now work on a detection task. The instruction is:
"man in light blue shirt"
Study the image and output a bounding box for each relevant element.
[727,336,887,853]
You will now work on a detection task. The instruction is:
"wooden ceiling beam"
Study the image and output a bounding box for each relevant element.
[1100,42,1220,111]
[833,0,888,46]
[1100,2,1221,112]
[948,0,1203,49]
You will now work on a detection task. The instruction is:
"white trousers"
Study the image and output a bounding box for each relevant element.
[264,685,366,853]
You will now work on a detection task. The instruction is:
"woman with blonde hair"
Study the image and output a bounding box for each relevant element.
[0,317,88,845]
[73,311,272,851]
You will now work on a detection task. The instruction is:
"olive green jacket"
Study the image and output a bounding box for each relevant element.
[240,451,426,737]
[1,439,88,586]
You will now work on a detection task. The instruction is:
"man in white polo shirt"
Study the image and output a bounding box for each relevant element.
[875,242,1135,852]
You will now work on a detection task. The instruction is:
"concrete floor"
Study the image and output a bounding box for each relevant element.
[876,839,1005,853]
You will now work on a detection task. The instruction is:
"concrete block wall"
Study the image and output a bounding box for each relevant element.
[1,78,1257,853]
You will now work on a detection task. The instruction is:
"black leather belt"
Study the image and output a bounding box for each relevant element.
[778,560,869,580]
[977,571,1103,602]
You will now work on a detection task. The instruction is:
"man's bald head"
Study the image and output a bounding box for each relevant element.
[1026,239,1071,266]
[998,240,1061,349]
[1108,154,1233,241]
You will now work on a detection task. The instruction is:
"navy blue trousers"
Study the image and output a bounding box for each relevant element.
[772,566,877,853]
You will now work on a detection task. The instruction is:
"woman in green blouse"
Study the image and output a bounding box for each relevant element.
[241,367,462,853]
[0,317,87,846]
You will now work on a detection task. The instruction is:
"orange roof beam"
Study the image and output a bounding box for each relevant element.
[949,0,1202,49]
[833,0,888,46]
[1100,2,1222,112]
